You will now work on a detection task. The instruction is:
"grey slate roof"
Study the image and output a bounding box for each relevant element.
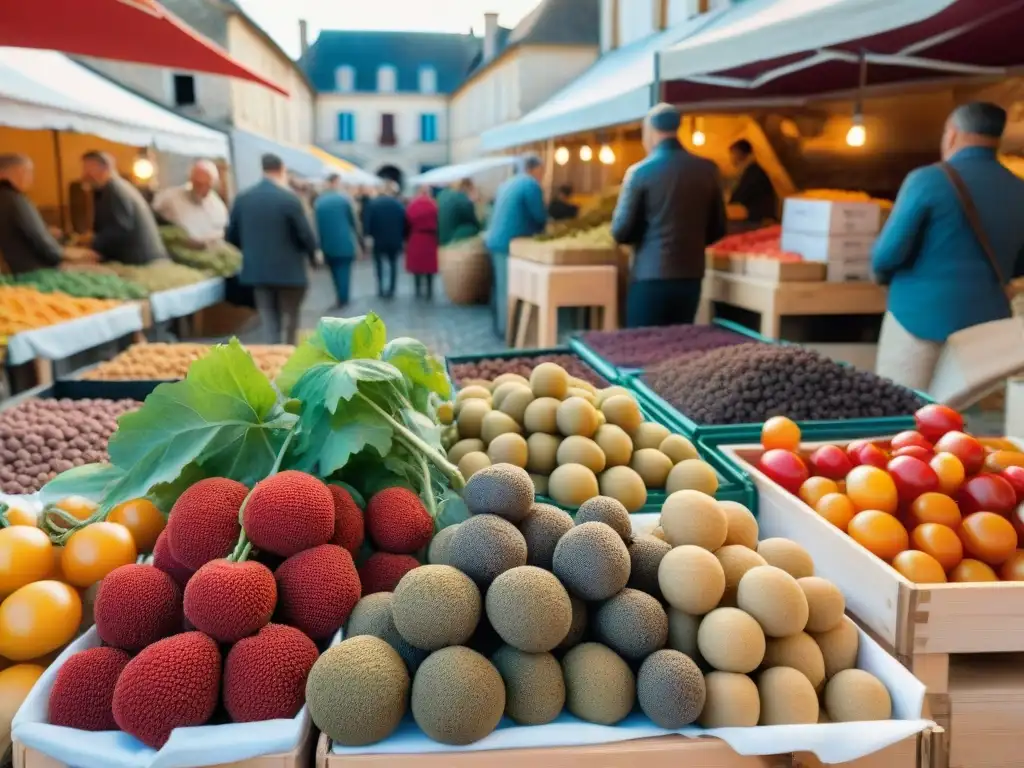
[507,0,601,47]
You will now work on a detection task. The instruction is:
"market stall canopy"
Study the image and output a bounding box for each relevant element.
[231,130,380,190]
[0,47,229,158]
[659,0,1024,105]
[0,0,288,96]
[480,11,726,152]
[407,156,519,186]
[305,145,384,187]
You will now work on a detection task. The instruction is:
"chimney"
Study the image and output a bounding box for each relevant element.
[483,12,499,61]
[299,19,309,58]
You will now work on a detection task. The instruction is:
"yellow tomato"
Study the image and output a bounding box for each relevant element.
[61,522,137,588]
[2,501,38,527]
[47,496,98,531]
[0,581,82,661]
[0,663,45,734]
[107,499,166,553]
[0,526,53,596]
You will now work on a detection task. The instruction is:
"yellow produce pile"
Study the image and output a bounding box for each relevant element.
[536,192,618,241]
[793,189,893,209]
[82,342,294,381]
[0,286,120,338]
[104,260,210,293]
[541,222,616,248]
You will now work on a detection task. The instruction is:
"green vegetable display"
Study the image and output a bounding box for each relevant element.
[105,260,209,292]
[160,225,242,277]
[1,269,147,300]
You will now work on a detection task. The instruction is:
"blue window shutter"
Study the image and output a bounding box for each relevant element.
[420,113,437,143]
[337,113,355,142]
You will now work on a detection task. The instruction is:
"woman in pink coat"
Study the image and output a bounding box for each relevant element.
[405,186,439,300]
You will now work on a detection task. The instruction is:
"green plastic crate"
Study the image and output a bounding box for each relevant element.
[445,346,618,388]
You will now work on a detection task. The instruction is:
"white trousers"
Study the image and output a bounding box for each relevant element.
[875,311,943,392]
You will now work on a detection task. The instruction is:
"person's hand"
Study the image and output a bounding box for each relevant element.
[313,251,325,268]
[48,226,64,240]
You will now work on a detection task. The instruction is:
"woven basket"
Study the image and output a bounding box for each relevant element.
[439,241,492,305]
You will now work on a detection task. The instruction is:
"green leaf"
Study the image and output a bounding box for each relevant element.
[435,490,470,530]
[102,339,293,508]
[276,337,333,397]
[382,337,451,400]
[39,463,125,506]
[318,314,387,361]
[293,359,405,415]
[318,406,393,476]
[398,408,443,451]
[146,462,209,514]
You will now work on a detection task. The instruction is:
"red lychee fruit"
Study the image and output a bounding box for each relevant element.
[166,478,248,570]
[152,529,193,588]
[366,487,432,554]
[242,471,334,557]
[49,646,131,731]
[329,485,364,555]
[274,544,360,640]
[223,624,318,723]
[358,552,420,595]
[183,560,276,643]
[112,632,221,748]
[94,564,182,652]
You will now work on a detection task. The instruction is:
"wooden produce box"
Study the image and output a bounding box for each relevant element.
[509,237,623,267]
[944,653,1024,768]
[743,257,826,283]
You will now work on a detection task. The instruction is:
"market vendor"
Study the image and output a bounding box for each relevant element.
[152,160,229,247]
[0,153,65,274]
[728,139,778,223]
[80,150,166,264]
[548,184,579,221]
[437,178,480,246]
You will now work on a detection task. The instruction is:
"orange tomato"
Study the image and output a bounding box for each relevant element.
[815,493,856,531]
[848,510,909,561]
[761,416,801,451]
[47,496,98,531]
[999,550,1024,581]
[0,580,82,661]
[0,663,46,726]
[61,522,137,588]
[984,450,1024,473]
[980,437,1020,452]
[949,558,999,582]
[958,512,1018,567]
[929,453,966,496]
[910,523,963,571]
[907,492,962,529]
[0,526,53,595]
[107,499,166,553]
[892,550,947,583]
[846,466,898,514]
[2,501,37,527]
[799,477,839,508]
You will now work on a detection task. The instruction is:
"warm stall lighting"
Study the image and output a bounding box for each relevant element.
[579,145,593,162]
[692,130,706,147]
[554,146,570,165]
[846,114,866,148]
[132,157,155,181]
[598,145,615,165]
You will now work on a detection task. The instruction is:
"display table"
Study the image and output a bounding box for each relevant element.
[704,272,887,339]
[148,278,226,324]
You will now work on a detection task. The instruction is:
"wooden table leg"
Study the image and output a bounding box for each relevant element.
[506,297,519,347]
[32,358,54,387]
[540,303,559,347]
[514,303,533,349]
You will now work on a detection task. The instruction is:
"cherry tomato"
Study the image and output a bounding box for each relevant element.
[0,526,53,596]
[0,580,82,661]
[815,493,856,531]
[1001,467,1024,504]
[958,473,1018,516]
[984,450,1024,473]
[999,550,1024,581]
[848,510,908,561]
[958,512,1017,566]
[107,499,166,553]
[799,477,839,508]
[887,456,939,505]
[46,496,98,531]
[848,442,889,470]
[1,501,37,528]
[949,558,999,582]
[910,523,963,571]
[890,431,934,453]
[0,663,45,729]
[61,522,137,588]
[915,404,965,444]
[892,550,947,583]
[846,465,898,514]
[761,417,801,451]
[934,431,985,476]
[907,492,961,529]
[808,445,853,480]
[893,446,933,462]
[758,449,809,494]
[930,452,966,495]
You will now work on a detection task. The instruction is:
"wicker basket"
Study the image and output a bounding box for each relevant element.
[439,240,492,305]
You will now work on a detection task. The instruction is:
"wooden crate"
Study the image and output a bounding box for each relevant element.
[945,654,1024,768]
[743,258,826,283]
[509,238,622,266]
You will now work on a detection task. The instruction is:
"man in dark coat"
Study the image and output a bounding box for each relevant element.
[548,184,579,221]
[363,181,407,298]
[226,153,319,345]
[729,139,778,224]
[80,151,166,264]
[0,153,64,274]
[612,103,726,328]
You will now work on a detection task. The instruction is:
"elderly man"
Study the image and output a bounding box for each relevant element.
[612,103,726,327]
[152,160,228,247]
[0,153,64,274]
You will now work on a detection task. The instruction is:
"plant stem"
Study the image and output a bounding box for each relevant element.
[416,453,437,521]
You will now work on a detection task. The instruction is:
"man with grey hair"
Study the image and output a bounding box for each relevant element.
[873,101,1024,391]
[152,159,229,247]
[612,102,726,327]
[485,153,547,337]
[0,153,64,274]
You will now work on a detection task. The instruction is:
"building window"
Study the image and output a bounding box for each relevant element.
[335,65,355,92]
[418,66,437,94]
[380,113,396,146]
[172,74,196,107]
[377,65,397,93]
[337,112,356,142]
[419,113,438,143]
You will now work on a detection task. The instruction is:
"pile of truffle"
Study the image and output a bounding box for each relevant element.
[308,464,894,750]
[0,398,139,494]
[450,353,609,389]
[643,344,925,425]
[580,325,758,370]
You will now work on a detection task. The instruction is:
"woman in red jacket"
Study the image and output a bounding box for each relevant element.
[405,186,439,299]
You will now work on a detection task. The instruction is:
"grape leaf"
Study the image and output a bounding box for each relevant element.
[318,404,393,476]
[277,314,387,396]
[382,337,451,401]
[275,336,333,396]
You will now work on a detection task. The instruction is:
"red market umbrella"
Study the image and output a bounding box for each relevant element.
[0,0,289,96]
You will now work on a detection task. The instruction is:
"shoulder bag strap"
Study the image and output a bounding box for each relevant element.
[939,162,1012,311]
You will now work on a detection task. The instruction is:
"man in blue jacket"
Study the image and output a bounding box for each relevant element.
[314,174,362,308]
[485,154,548,337]
[363,181,407,299]
[872,102,1024,390]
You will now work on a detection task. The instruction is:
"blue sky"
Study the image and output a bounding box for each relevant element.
[237,0,540,57]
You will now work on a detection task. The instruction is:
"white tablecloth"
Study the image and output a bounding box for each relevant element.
[6,303,144,366]
[148,278,225,323]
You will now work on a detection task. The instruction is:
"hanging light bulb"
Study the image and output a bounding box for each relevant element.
[132,156,155,181]
[598,145,615,165]
[846,112,866,148]
[579,145,593,162]
[692,130,706,147]
[554,146,570,166]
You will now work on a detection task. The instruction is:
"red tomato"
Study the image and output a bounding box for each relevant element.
[890,431,934,453]
[934,431,985,476]
[957,473,1018,516]
[893,445,934,462]
[887,455,939,504]
[849,442,889,470]
[808,445,853,480]
[1000,466,1024,504]
[915,405,965,444]
[758,449,810,494]
[1011,503,1024,541]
